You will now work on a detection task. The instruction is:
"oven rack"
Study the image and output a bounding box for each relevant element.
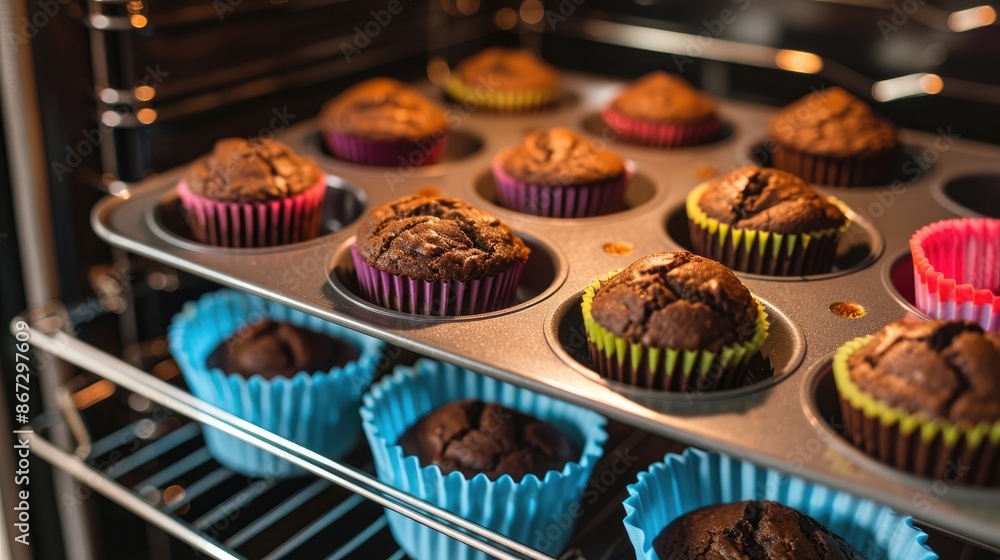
[15,307,681,560]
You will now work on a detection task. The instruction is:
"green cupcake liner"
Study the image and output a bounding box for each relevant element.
[581,269,769,392]
[833,336,1000,486]
[686,182,850,276]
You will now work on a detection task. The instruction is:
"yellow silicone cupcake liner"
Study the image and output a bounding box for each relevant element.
[581,269,769,392]
[833,336,1000,486]
[685,182,851,275]
[445,76,560,112]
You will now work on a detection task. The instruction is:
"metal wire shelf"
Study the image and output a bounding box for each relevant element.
[16,306,680,560]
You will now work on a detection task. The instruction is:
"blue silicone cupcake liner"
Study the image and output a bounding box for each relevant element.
[360,359,609,560]
[167,289,385,478]
[624,447,937,560]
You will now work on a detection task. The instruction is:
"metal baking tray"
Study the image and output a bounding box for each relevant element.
[92,73,1000,548]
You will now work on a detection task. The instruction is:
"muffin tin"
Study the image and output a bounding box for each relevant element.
[92,73,1000,548]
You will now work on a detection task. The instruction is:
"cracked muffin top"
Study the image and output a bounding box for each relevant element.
[770,87,897,157]
[846,320,1000,425]
[497,127,626,186]
[452,47,559,92]
[206,319,360,380]
[590,252,758,351]
[183,138,322,203]
[320,78,448,141]
[697,166,847,234]
[397,399,580,481]
[609,71,717,123]
[653,500,867,560]
[355,195,530,282]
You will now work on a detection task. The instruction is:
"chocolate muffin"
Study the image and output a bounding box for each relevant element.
[770,87,898,186]
[206,319,361,380]
[178,138,326,247]
[320,78,448,142]
[845,320,1000,425]
[183,138,322,204]
[653,501,867,560]
[320,78,449,166]
[397,399,580,481]
[602,72,721,147]
[687,166,849,275]
[352,195,531,314]
[497,127,626,187]
[446,47,560,111]
[835,320,1000,486]
[583,252,768,391]
[590,252,758,352]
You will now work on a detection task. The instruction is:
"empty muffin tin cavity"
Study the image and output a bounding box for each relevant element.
[882,249,932,319]
[940,174,1000,218]
[149,176,366,253]
[579,112,735,147]
[746,140,932,186]
[328,234,566,321]
[472,167,659,220]
[545,292,805,407]
[665,201,884,280]
[312,129,484,169]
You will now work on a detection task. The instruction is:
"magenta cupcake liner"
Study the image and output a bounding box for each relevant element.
[771,146,896,187]
[490,158,632,218]
[350,245,525,315]
[600,106,721,148]
[323,130,447,167]
[177,177,326,248]
[910,218,1000,332]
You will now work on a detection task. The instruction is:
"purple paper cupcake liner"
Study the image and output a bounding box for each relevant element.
[490,158,632,218]
[323,130,447,167]
[177,177,327,248]
[350,245,525,315]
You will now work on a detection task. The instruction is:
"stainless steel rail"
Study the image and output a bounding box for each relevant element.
[13,314,557,560]
[29,434,243,560]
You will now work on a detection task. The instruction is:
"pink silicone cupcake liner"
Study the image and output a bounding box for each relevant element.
[600,106,721,148]
[177,177,327,248]
[323,131,447,167]
[910,218,1000,332]
[490,159,632,218]
[350,245,525,316]
[771,146,895,187]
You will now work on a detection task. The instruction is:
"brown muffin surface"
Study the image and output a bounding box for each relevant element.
[591,252,758,351]
[769,87,897,158]
[398,399,580,482]
[653,500,867,560]
[207,319,360,380]
[847,320,1000,425]
[320,78,448,141]
[453,47,558,91]
[183,138,321,203]
[610,71,717,123]
[355,195,530,282]
[697,166,847,234]
[498,127,625,186]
